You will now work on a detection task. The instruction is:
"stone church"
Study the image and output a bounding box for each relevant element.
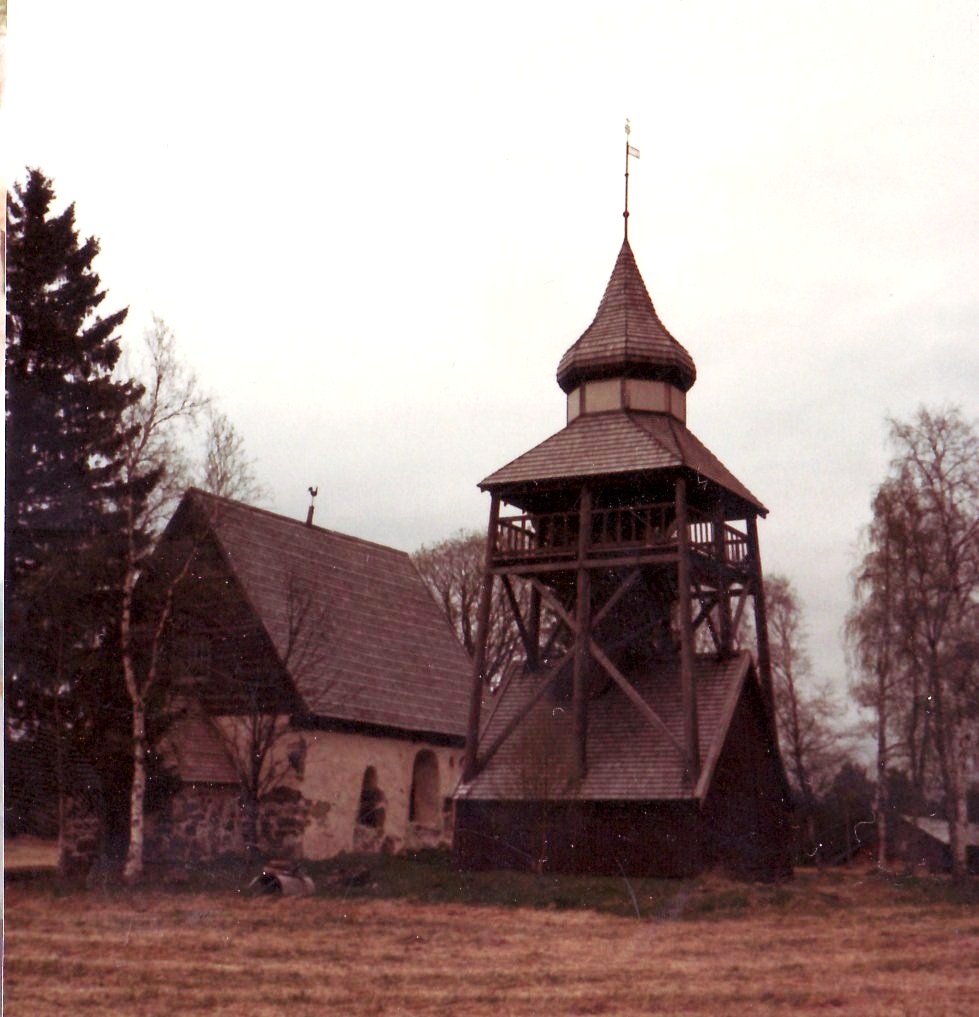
[142,489,471,865]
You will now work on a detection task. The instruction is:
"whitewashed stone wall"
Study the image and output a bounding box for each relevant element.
[298,730,462,860]
[64,727,464,870]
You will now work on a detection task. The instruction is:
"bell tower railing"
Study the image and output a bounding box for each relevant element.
[493,502,748,567]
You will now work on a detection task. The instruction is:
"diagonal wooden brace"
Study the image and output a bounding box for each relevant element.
[588,639,687,760]
[472,648,574,777]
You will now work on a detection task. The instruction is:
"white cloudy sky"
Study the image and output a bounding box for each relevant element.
[5,2,978,705]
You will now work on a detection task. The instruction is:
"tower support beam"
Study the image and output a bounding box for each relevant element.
[675,476,700,785]
[463,494,500,781]
[746,514,775,723]
[572,486,593,781]
[714,507,734,652]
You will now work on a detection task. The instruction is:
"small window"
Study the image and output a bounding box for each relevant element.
[409,750,440,826]
[288,739,306,778]
[357,766,385,829]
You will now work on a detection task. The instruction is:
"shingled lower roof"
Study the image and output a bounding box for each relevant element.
[458,652,754,802]
[556,239,696,394]
[163,710,239,784]
[479,410,767,513]
[182,491,471,739]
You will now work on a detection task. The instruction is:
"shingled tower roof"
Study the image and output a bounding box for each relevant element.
[556,238,697,394]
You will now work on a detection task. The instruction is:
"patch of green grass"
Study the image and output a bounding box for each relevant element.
[14,848,978,925]
[880,871,979,906]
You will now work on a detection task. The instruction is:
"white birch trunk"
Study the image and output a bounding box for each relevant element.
[123,700,148,884]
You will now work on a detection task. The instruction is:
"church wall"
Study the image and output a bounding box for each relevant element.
[299,729,462,859]
[146,784,244,865]
[140,719,464,867]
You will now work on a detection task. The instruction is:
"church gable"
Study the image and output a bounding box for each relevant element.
[163,489,471,738]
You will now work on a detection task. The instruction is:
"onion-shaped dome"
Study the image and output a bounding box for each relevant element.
[556,239,696,394]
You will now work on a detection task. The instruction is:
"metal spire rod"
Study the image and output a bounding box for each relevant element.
[624,119,640,239]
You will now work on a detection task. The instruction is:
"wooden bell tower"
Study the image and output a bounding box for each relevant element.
[455,207,791,878]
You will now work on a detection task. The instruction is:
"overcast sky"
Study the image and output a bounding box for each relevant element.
[5,2,978,709]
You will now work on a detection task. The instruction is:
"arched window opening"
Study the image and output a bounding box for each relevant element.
[357,766,385,829]
[409,750,440,826]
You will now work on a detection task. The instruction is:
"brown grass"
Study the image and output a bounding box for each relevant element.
[4,836,59,870]
[5,869,978,1016]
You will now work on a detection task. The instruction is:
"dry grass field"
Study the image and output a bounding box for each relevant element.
[4,835,60,870]
[5,857,978,1016]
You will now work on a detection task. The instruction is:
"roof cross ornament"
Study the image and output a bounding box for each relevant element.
[624,119,640,239]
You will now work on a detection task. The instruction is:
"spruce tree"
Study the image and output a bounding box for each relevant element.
[5,169,140,845]
[6,169,137,589]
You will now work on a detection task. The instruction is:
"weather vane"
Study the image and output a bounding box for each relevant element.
[306,486,319,527]
[624,119,640,238]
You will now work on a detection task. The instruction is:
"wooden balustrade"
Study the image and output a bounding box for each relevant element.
[493,502,749,567]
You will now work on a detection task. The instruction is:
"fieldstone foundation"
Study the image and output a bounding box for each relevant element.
[258,786,311,860]
[59,797,103,877]
[146,784,243,864]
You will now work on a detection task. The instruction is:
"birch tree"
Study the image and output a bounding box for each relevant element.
[849,408,978,877]
[847,484,900,868]
[118,318,207,883]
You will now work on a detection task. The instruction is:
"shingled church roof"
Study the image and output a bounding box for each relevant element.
[172,490,471,740]
[458,651,759,802]
[556,238,697,394]
[480,410,767,514]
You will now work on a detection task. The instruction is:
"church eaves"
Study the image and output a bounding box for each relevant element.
[556,238,697,394]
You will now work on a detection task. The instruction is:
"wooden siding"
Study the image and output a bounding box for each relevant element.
[701,680,793,879]
[455,799,704,877]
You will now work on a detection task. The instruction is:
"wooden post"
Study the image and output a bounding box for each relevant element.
[746,513,775,722]
[713,507,733,653]
[572,486,592,782]
[675,476,700,785]
[527,585,541,671]
[463,494,500,782]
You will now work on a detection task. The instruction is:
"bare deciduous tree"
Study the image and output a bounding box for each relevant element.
[207,570,329,862]
[848,407,978,877]
[118,319,206,884]
[512,705,574,873]
[201,408,267,505]
[413,530,528,686]
[118,320,262,883]
[847,484,900,869]
[766,574,842,861]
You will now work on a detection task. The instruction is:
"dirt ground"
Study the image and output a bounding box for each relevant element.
[5,868,978,1016]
